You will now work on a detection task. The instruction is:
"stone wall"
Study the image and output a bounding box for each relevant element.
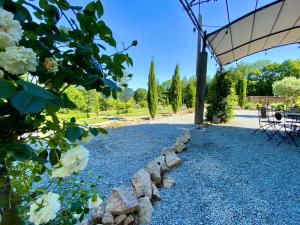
[81,128,191,225]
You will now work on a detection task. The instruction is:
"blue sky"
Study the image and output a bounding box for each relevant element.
[86,1,299,89]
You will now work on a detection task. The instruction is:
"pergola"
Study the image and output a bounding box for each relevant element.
[179,0,300,124]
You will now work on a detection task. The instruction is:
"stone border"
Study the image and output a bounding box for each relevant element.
[81,128,191,225]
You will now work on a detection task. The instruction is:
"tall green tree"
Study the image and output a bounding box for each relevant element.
[185,80,196,108]
[147,61,158,118]
[181,76,188,105]
[207,70,236,123]
[133,88,147,103]
[238,77,247,109]
[171,64,182,113]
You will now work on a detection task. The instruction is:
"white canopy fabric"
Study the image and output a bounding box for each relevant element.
[207,0,300,66]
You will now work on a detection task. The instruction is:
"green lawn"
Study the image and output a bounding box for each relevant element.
[58,105,185,125]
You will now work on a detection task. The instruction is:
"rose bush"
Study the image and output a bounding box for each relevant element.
[0,0,136,224]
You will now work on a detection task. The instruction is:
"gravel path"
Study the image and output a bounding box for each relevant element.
[81,113,194,198]
[151,110,300,225]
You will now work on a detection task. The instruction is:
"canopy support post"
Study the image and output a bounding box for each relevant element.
[194,15,208,125]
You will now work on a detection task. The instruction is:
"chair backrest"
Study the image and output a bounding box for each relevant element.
[258,107,267,119]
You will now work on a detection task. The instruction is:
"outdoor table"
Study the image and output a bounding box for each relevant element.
[285,112,300,121]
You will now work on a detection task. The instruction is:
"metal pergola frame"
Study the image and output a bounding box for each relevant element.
[180,0,300,66]
[178,0,222,66]
[178,0,300,125]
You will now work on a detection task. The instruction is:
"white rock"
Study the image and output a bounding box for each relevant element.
[173,141,187,153]
[176,136,188,144]
[151,183,160,201]
[114,214,127,225]
[123,215,135,225]
[161,147,175,155]
[154,155,169,172]
[163,176,176,188]
[91,204,105,224]
[132,169,152,198]
[105,188,139,215]
[183,128,191,135]
[162,149,181,168]
[80,219,92,225]
[137,197,153,224]
[146,160,161,184]
[102,212,114,225]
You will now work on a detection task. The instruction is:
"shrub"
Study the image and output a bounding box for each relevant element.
[238,77,247,109]
[106,98,119,110]
[206,70,236,123]
[171,64,182,113]
[139,101,148,108]
[270,103,286,111]
[244,102,256,110]
[147,61,158,118]
[185,80,196,108]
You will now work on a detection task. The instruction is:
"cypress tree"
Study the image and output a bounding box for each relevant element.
[147,61,157,119]
[171,64,182,113]
[185,80,196,108]
[238,77,247,109]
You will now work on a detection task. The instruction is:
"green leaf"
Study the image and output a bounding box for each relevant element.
[49,149,61,166]
[0,142,37,162]
[14,5,32,24]
[98,127,108,134]
[37,150,48,164]
[44,5,60,24]
[33,176,42,182]
[95,0,104,17]
[11,90,47,114]
[97,21,116,47]
[65,126,83,142]
[132,40,138,46]
[0,79,17,99]
[16,80,58,100]
[89,127,99,136]
[0,194,9,208]
[70,117,76,124]
[57,0,70,10]
[71,201,82,212]
[62,93,77,109]
[52,33,71,42]
[84,2,96,14]
[68,29,84,40]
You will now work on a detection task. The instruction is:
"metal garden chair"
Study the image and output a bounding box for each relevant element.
[253,107,279,138]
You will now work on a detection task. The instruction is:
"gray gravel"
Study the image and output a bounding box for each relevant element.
[81,113,194,198]
[151,110,300,225]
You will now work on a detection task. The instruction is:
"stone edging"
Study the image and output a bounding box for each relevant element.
[81,128,191,225]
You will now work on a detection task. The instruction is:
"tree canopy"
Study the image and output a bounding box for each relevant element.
[273,77,300,100]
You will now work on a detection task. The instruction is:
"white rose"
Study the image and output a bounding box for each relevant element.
[43,57,58,73]
[58,25,70,34]
[0,46,38,75]
[27,192,61,225]
[51,146,89,178]
[0,31,15,49]
[0,8,14,26]
[0,8,22,48]
[88,195,102,209]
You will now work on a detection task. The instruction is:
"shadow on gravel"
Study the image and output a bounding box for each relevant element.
[151,124,300,225]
